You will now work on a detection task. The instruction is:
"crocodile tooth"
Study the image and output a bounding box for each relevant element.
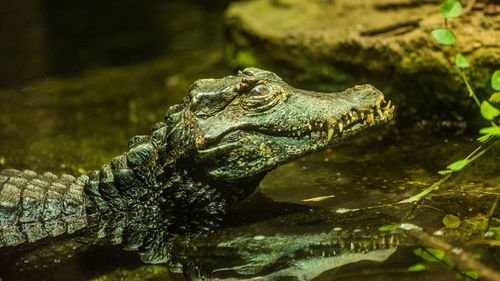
[366,113,372,124]
[390,105,395,113]
[377,109,383,119]
[327,127,334,142]
[338,122,343,133]
[360,112,364,120]
[320,122,324,128]
[297,131,301,137]
[308,124,312,131]
[386,100,391,110]
[351,111,358,121]
[370,113,375,123]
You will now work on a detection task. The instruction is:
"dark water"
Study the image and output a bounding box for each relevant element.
[1,1,499,280]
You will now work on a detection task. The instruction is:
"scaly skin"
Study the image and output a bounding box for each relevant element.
[0,68,394,264]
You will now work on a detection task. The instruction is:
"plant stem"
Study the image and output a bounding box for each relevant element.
[458,69,481,107]
[443,17,482,110]
[466,141,492,162]
[402,139,497,222]
[407,174,451,202]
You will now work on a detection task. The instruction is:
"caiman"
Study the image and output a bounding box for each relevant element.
[0,68,394,266]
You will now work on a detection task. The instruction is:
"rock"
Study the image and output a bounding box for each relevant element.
[224,0,500,127]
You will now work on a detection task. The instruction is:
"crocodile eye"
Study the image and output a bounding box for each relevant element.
[248,84,271,97]
[241,83,280,112]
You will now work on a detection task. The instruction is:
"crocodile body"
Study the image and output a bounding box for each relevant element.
[0,68,394,264]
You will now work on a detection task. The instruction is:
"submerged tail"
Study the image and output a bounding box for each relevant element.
[0,169,89,248]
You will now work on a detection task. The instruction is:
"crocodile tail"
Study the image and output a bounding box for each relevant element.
[0,169,89,248]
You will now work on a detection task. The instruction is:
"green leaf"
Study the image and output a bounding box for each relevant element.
[378,223,399,231]
[439,0,463,17]
[408,263,427,272]
[438,170,452,175]
[492,70,500,91]
[455,53,470,68]
[442,214,461,228]
[490,92,500,103]
[414,247,445,262]
[479,126,500,136]
[480,100,500,120]
[446,159,468,172]
[477,134,492,143]
[432,29,456,45]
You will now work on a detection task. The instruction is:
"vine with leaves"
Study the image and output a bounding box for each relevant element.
[432,0,500,174]
[407,0,500,202]
[378,1,500,279]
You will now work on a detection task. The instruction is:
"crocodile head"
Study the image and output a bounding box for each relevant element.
[170,68,394,187]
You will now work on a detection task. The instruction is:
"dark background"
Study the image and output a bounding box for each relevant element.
[0,0,233,88]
